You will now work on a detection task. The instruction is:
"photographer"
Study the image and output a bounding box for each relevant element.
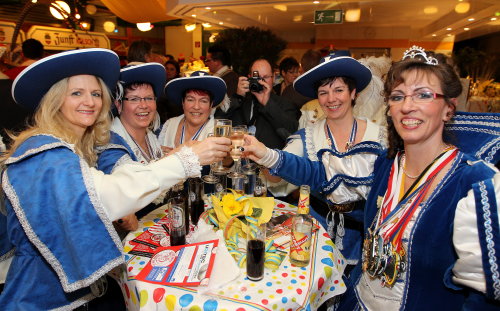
[216,59,298,149]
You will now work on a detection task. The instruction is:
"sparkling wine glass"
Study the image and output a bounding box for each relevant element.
[201,133,219,183]
[228,125,247,178]
[212,119,232,173]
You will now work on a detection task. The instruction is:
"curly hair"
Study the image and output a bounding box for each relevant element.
[384,59,462,158]
[1,76,112,166]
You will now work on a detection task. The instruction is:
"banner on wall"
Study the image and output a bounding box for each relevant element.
[27,25,110,50]
[0,21,25,45]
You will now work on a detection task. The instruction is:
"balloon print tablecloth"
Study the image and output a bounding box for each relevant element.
[116,200,346,311]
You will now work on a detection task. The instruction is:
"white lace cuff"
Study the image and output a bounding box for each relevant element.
[175,146,202,178]
[256,148,280,168]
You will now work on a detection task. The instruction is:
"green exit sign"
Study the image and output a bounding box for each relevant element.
[314,10,343,24]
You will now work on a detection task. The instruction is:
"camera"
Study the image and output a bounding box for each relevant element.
[248,71,264,93]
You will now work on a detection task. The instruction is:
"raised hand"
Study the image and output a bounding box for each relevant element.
[241,134,268,163]
[189,136,232,166]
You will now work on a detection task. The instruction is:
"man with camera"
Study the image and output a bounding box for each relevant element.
[216,59,298,150]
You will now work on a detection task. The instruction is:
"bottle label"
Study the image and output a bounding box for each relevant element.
[290,230,311,260]
[171,206,184,229]
[297,195,310,214]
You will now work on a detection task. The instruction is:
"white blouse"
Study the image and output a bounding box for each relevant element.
[158,114,215,148]
[268,118,386,201]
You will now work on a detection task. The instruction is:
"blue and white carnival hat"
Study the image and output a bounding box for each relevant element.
[164,71,226,106]
[293,50,372,98]
[12,48,120,111]
[119,62,166,98]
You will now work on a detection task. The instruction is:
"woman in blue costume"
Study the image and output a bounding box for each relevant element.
[243,46,500,309]
[265,52,387,268]
[0,48,231,310]
[97,63,166,231]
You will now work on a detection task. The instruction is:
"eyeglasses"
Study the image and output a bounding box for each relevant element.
[204,58,213,63]
[387,91,446,105]
[123,96,156,103]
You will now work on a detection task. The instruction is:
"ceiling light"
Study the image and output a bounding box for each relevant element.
[31,0,37,3]
[432,34,437,37]
[293,15,303,22]
[345,8,361,22]
[273,5,287,12]
[455,2,470,14]
[185,23,197,32]
[80,22,90,30]
[446,27,452,30]
[205,7,211,10]
[202,23,212,28]
[86,4,97,15]
[464,27,470,31]
[423,6,438,15]
[137,22,153,32]
[103,21,115,32]
[50,1,70,20]
[75,13,81,20]
[219,22,223,25]
[491,17,497,21]
[313,1,320,4]
[447,34,452,37]
[468,18,475,21]
[191,14,197,17]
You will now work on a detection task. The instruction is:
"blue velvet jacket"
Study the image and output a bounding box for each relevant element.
[96,132,137,174]
[0,135,123,310]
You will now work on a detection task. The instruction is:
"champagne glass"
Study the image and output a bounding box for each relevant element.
[201,133,219,183]
[212,119,232,173]
[228,125,247,178]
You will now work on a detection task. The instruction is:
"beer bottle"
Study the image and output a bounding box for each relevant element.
[290,185,313,267]
[170,182,190,232]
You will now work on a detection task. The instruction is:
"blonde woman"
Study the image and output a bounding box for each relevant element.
[0,48,230,310]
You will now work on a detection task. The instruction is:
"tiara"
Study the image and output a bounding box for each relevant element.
[402,45,438,65]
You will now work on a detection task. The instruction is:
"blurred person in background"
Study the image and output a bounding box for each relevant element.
[217,58,298,150]
[3,39,44,80]
[160,59,184,120]
[205,44,239,97]
[273,56,300,96]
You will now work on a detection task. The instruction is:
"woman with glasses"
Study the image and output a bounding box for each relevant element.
[158,71,226,156]
[243,47,500,309]
[97,63,166,229]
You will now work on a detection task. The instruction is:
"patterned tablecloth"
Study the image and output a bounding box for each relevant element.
[115,200,346,311]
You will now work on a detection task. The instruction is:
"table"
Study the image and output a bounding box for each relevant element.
[115,200,346,311]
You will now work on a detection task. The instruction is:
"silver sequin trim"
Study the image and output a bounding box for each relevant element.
[5,134,74,165]
[478,180,500,300]
[175,146,202,178]
[111,154,134,173]
[305,125,319,161]
[0,248,14,263]
[50,292,94,311]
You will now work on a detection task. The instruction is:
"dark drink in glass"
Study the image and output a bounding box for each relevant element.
[170,230,186,246]
[189,178,204,226]
[190,200,204,226]
[247,239,265,281]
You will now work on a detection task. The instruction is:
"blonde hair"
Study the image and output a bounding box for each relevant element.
[1,75,112,166]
